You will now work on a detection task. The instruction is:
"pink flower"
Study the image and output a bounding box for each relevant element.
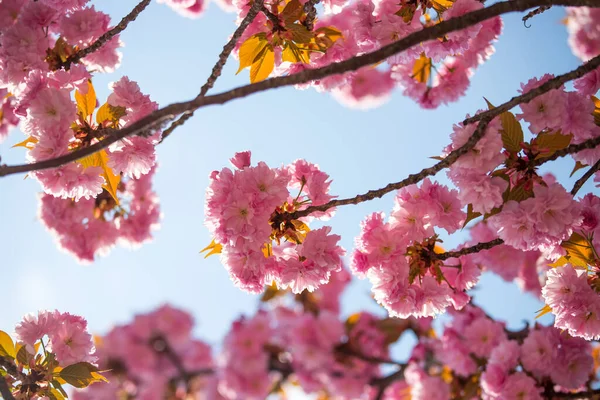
[566,7,600,61]
[157,0,206,18]
[15,310,60,348]
[516,74,567,134]
[574,66,600,96]
[462,317,506,358]
[108,137,156,179]
[230,151,251,169]
[58,6,110,45]
[496,372,542,400]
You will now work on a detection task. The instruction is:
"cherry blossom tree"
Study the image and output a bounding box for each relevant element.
[1,0,600,398]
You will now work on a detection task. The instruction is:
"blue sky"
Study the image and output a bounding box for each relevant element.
[0,0,593,359]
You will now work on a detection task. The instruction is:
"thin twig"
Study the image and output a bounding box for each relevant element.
[436,238,505,260]
[159,0,265,142]
[0,377,15,400]
[462,54,600,125]
[1,0,599,178]
[532,136,600,167]
[571,159,600,196]
[522,5,551,27]
[302,0,321,30]
[60,0,151,70]
[550,389,600,399]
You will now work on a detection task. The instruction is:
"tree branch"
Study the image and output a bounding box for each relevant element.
[1,0,598,178]
[370,367,407,400]
[60,0,151,70]
[0,377,15,400]
[302,0,321,30]
[522,5,551,27]
[159,0,265,142]
[571,159,600,196]
[550,389,600,399]
[462,53,600,125]
[436,238,505,260]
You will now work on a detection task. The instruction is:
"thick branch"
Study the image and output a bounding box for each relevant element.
[0,377,15,400]
[550,389,600,399]
[60,0,151,70]
[571,159,600,196]
[437,238,505,260]
[370,367,407,400]
[462,53,600,125]
[1,0,599,178]
[533,136,600,167]
[160,0,265,142]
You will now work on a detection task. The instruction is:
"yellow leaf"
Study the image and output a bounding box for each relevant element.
[548,256,569,268]
[314,26,343,50]
[412,52,432,84]
[74,80,97,119]
[0,331,15,359]
[237,34,268,75]
[570,161,588,177]
[431,0,454,12]
[535,304,553,319]
[96,103,126,126]
[433,245,445,254]
[593,96,600,126]
[260,281,287,302]
[250,45,275,83]
[282,42,310,64]
[12,136,38,149]
[561,232,596,267]
[261,242,272,258]
[200,238,223,258]
[77,150,120,204]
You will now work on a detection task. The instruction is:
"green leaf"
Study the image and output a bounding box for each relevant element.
[534,131,572,159]
[47,388,66,400]
[0,331,15,359]
[51,380,68,398]
[59,362,108,388]
[499,111,524,154]
[570,161,588,177]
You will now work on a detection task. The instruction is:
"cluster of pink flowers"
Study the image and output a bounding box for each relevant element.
[15,309,96,366]
[350,179,480,318]
[398,305,594,400]
[487,181,582,258]
[39,166,161,262]
[0,1,164,262]
[205,151,344,294]
[566,6,600,62]
[225,0,502,109]
[72,305,214,400]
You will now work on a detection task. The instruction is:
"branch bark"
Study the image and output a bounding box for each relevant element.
[60,0,151,70]
[436,238,505,260]
[0,0,598,179]
[571,159,600,196]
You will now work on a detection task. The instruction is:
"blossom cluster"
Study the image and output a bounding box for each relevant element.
[205,151,345,294]
[71,305,214,400]
[229,0,503,109]
[0,310,103,399]
[0,0,163,262]
[390,305,595,400]
[350,178,476,318]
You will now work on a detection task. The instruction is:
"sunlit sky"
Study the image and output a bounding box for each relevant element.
[0,0,595,364]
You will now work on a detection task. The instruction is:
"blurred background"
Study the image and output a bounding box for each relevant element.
[0,0,593,361]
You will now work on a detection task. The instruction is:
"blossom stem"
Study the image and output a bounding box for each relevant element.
[0,377,15,400]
